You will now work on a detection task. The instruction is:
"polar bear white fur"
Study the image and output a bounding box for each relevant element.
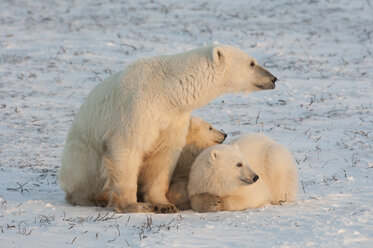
[188,133,298,212]
[58,45,277,213]
[165,116,226,210]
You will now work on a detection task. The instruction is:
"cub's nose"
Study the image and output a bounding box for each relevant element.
[223,133,227,139]
[271,77,277,84]
[253,175,259,182]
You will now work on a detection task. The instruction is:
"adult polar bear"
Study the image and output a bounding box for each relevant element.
[58,44,277,213]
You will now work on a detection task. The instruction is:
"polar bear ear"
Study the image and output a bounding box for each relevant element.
[212,46,225,64]
[209,149,218,163]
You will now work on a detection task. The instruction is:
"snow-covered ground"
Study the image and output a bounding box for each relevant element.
[1,0,372,247]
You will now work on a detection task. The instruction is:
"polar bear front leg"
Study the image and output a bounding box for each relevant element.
[102,134,177,213]
[102,139,149,212]
[141,145,183,205]
[140,114,190,207]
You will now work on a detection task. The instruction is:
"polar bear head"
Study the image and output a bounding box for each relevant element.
[188,144,259,196]
[186,116,227,147]
[157,45,277,111]
[211,45,277,93]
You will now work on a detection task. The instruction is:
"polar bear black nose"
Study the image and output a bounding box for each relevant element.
[253,175,259,182]
[271,77,277,84]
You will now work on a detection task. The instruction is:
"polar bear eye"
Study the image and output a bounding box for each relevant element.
[250,62,255,67]
[209,127,213,131]
[236,163,243,167]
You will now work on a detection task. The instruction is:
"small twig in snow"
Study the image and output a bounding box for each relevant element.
[121,43,137,50]
[71,236,77,244]
[301,180,306,193]
[125,239,131,247]
[255,111,260,124]
[308,95,316,106]
[7,182,28,193]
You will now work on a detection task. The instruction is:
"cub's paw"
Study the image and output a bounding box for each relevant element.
[209,195,224,212]
[190,193,224,212]
[114,202,155,213]
[153,203,178,214]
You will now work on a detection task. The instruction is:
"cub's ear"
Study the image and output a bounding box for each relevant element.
[212,46,225,64]
[209,149,218,163]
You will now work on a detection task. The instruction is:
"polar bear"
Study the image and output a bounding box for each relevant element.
[58,45,277,213]
[188,133,298,212]
[165,116,227,210]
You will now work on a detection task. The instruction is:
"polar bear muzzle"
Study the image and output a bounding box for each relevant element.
[254,65,277,90]
[214,131,227,144]
[240,165,259,185]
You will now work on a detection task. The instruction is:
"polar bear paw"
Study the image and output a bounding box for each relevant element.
[190,193,224,212]
[114,202,155,213]
[118,202,179,213]
[112,202,178,214]
[152,203,178,214]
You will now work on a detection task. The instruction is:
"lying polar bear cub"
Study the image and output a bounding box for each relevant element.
[188,133,298,212]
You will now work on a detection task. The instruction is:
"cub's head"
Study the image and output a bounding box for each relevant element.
[186,116,227,148]
[188,144,259,196]
[211,45,277,93]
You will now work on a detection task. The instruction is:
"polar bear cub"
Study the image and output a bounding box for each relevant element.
[188,133,298,212]
[166,116,227,210]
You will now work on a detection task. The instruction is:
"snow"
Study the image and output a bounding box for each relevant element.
[0,0,372,247]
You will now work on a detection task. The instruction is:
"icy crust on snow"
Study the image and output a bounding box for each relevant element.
[0,0,372,247]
